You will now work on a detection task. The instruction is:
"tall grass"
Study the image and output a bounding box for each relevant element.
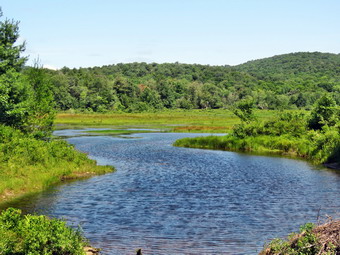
[174,135,311,157]
[0,125,113,203]
[174,115,340,165]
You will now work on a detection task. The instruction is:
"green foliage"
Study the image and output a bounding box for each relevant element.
[175,133,311,158]
[0,208,86,255]
[0,8,30,129]
[308,126,340,164]
[232,112,307,139]
[236,52,340,81]
[308,95,339,130]
[0,8,27,74]
[0,125,113,201]
[233,99,256,123]
[0,10,55,138]
[0,69,31,128]
[23,64,56,138]
[44,52,340,113]
[175,104,340,165]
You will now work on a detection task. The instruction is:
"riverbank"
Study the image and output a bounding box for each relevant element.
[174,107,340,166]
[174,110,340,168]
[174,133,340,167]
[260,220,340,254]
[0,125,114,204]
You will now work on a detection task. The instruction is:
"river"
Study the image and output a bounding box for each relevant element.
[3,129,340,254]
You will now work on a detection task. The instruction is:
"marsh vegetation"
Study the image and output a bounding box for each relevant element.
[174,96,340,165]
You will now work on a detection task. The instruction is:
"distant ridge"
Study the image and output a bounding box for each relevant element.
[234,52,340,79]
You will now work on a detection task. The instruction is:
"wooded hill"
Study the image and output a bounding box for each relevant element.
[43,52,340,112]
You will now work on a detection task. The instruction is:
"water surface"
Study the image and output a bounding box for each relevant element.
[4,130,340,254]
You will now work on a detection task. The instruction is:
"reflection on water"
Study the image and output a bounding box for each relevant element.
[4,130,340,255]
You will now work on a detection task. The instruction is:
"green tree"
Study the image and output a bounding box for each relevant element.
[308,95,338,130]
[49,71,75,110]
[233,99,256,123]
[24,64,56,138]
[0,69,31,128]
[0,9,55,137]
[0,8,27,74]
[0,8,30,128]
[200,83,224,109]
[140,87,163,109]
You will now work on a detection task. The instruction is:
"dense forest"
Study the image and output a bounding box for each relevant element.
[42,52,340,112]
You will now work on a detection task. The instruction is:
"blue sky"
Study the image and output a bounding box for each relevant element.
[1,0,339,69]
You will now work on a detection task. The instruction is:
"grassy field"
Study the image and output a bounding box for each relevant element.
[55,109,278,132]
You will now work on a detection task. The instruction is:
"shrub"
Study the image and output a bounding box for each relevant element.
[308,125,340,163]
[0,208,86,255]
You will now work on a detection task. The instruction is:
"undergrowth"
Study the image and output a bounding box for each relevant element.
[174,111,340,165]
[0,125,113,202]
[0,208,86,255]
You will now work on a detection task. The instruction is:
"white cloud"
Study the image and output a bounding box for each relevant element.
[43,64,58,70]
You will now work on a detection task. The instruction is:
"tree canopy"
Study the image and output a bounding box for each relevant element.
[0,8,55,138]
[43,52,340,112]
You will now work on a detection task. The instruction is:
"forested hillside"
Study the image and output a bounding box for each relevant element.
[43,52,340,112]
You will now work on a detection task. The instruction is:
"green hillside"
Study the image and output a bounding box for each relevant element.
[235,52,340,79]
[43,52,340,112]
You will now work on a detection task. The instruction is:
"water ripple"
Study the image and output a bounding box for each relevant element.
[6,131,340,255]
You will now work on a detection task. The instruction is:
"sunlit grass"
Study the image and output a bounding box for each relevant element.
[173,109,339,165]
[174,134,310,158]
[0,126,114,204]
[56,109,279,132]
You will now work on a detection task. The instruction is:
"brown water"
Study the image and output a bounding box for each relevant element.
[3,129,340,254]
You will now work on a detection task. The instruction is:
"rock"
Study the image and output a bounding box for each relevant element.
[84,246,101,255]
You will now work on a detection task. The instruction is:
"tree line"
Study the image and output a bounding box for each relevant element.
[42,52,340,112]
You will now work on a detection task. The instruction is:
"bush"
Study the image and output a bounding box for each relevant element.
[232,112,308,139]
[175,108,339,164]
[0,208,86,255]
[308,125,340,163]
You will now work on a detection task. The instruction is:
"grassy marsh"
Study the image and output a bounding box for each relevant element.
[55,109,278,132]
